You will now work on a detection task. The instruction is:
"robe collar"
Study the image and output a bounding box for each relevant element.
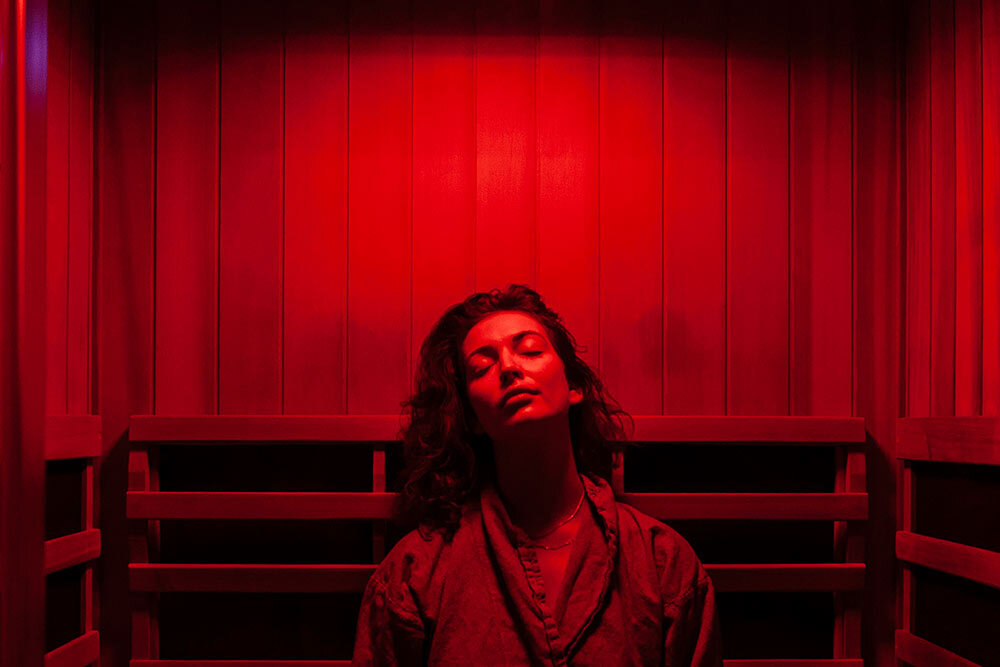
[480,472,620,663]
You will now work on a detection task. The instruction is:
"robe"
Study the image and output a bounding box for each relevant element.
[352,473,722,666]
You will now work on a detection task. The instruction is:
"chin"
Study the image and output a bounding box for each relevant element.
[503,407,560,428]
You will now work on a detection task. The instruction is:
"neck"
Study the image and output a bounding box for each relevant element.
[491,418,584,538]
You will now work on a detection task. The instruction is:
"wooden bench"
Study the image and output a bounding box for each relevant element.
[44,415,102,667]
[127,414,867,666]
[896,417,1000,667]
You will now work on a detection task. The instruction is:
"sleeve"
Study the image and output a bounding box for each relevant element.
[351,571,427,666]
[663,571,723,667]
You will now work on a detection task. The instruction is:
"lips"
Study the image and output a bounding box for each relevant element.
[500,387,539,407]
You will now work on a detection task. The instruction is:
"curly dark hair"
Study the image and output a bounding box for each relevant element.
[397,284,633,539]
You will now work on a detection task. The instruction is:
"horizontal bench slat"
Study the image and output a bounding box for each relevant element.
[130,416,400,442]
[706,564,864,592]
[896,531,1000,590]
[46,415,102,460]
[45,630,100,667]
[623,493,867,520]
[897,417,1000,465]
[131,662,349,667]
[128,491,866,521]
[894,630,979,667]
[129,415,865,444]
[724,661,864,667]
[129,662,863,667]
[130,564,376,593]
[129,563,863,594]
[45,529,101,575]
[632,416,865,443]
[128,492,396,520]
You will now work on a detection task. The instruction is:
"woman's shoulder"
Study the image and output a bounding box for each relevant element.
[614,497,711,602]
[370,502,482,591]
[370,525,446,590]
[615,495,695,553]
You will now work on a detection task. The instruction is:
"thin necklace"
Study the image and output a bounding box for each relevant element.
[532,537,575,550]
[528,488,586,542]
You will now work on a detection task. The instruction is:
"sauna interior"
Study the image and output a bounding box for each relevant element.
[2,0,999,665]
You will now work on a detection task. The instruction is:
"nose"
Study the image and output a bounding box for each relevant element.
[498,347,523,385]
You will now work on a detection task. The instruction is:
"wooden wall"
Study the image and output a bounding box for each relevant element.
[70,0,907,665]
[3,0,50,664]
[99,0,860,421]
[46,0,94,418]
[43,1,100,662]
[899,1,1000,663]
[905,0,1000,419]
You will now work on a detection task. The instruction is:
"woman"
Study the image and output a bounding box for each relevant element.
[352,285,721,666]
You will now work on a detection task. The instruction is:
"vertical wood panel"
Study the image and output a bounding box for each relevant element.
[475,0,536,290]
[536,0,599,369]
[411,0,476,376]
[854,5,904,664]
[789,2,865,658]
[906,0,932,417]
[790,0,853,416]
[599,1,663,416]
[67,0,94,414]
[219,0,283,414]
[97,1,156,662]
[834,442,865,657]
[46,0,69,415]
[954,0,983,416]
[155,0,219,414]
[347,0,412,414]
[983,0,1000,416]
[726,0,790,415]
[930,0,957,416]
[83,463,95,633]
[901,467,914,630]
[1,1,49,663]
[663,0,725,415]
[128,446,159,658]
[284,0,350,414]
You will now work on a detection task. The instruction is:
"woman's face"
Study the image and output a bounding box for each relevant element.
[460,310,582,440]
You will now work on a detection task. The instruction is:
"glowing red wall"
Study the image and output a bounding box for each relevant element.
[45,0,93,418]
[102,0,863,420]
[905,0,1000,419]
[88,0,879,664]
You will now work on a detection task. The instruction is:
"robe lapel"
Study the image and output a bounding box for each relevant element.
[481,483,564,664]
[479,474,620,663]
[555,474,618,656]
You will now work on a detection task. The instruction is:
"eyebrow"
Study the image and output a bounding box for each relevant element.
[465,330,544,363]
